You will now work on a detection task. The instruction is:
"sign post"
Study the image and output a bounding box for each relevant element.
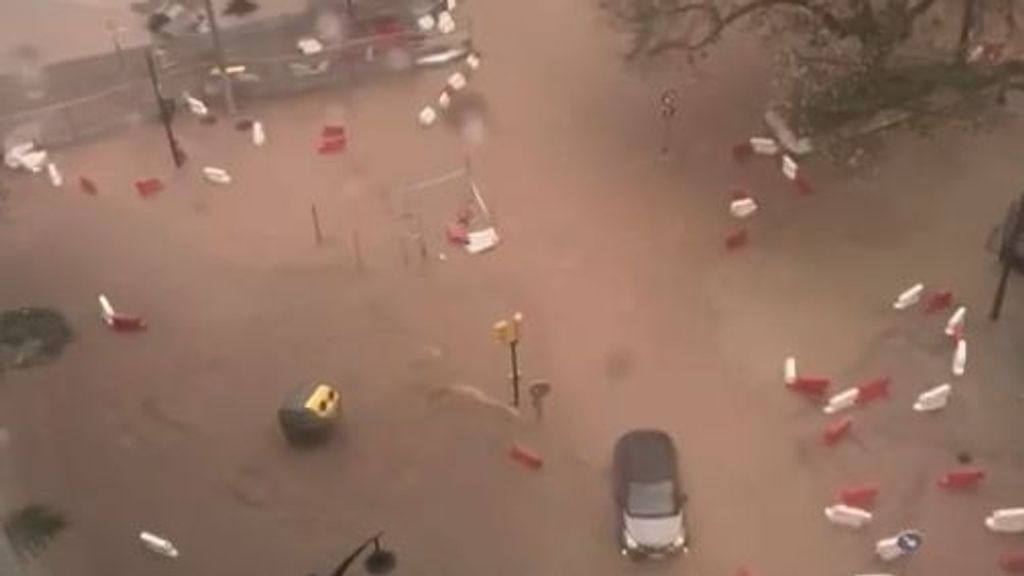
[493,312,524,407]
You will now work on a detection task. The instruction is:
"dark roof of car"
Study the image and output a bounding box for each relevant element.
[615,429,679,484]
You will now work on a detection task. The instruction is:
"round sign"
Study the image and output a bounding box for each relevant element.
[896,530,923,553]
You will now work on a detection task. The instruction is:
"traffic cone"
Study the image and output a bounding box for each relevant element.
[1000,552,1024,573]
[987,508,1024,533]
[783,356,797,385]
[945,306,967,338]
[913,383,952,412]
[824,388,860,414]
[509,443,543,470]
[856,377,890,405]
[823,417,852,446]
[318,138,347,155]
[789,376,829,397]
[824,504,872,528]
[135,178,163,197]
[725,229,748,250]
[893,283,924,310]
[839,484,879,508]
[98,294,146,332]
[923,290,953,314]
[937,467,986,490]
[79,176,98,195]
[952,339,967,376]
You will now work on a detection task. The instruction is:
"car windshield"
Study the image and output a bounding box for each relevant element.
[626,481,676,517]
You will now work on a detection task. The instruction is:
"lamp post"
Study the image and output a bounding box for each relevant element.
[990,192,1024,320]
[203,0,237,114]
[493,312,524,407]
[331,532,396,576]
[144,49,186,168]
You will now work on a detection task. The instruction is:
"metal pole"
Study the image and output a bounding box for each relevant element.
[145,50,186,168]
[203,0,237,114]
[311,204,323,245]
[330,532,382,576]
[510,340,520,407]
[990,193,1024,320]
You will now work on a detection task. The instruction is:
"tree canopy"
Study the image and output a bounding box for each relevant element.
[604,0,1024,146]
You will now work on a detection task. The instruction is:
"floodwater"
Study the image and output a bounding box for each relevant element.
[2,0,1024,575]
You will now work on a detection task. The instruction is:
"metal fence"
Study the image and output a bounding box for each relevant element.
[0,12,472,149]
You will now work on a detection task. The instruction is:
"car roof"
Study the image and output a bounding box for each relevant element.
[615,429,679,484]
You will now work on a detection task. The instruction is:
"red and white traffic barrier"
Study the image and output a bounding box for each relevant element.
[789,376,830,397]
[749,137,779,156]
[202,166,232,185]
[987,508,1024,533]
[839,484,879,508]
[252,121,266,146]
[856,377,890,405]
[97,294,146,332]
[913,383,952,412]
[183,91,209,117]
[937,467,985,490]
[47,162,63,188]
[1001,552,1024,573]
[725,229,748,250]
[892,283,924,310]
[824,504,872,528]
[952,339,967,376]
[822,417,852,445]
[923,290,953,314]
[945,306,966,339]
[730,197,758,219]
[824,387,859,414]
[135,178,163,197]
[783,356,797,385]
[780,154,814,195]
[509,443,543,470]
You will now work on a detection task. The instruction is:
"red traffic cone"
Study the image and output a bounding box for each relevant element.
[839,484,879,508]
[318,137,347,155]
[823,418,852,446]
[322,125,346,139]
[79,176,98,195]
[856,377,890,405]
[509,443,543,470]
[938,467,986,490]
[788,376,830,396]
[732,141,754,162]
[135,178,163,197]
[725,229,748,250]
[924,291,954,314]
[1001,552,1024,573]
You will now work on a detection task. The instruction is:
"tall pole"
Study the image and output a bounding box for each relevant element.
[990,192,1024,320]
[145,49,186,168]
[203,0,236,114]
[509,340,520,407]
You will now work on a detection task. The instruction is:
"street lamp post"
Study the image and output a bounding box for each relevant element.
[330,532,396,576]
[144,49,187,168]
[493,312,524,407]
[203,0,237,114]
[990,192,1024,320]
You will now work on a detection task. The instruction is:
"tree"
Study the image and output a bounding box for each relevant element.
[603,0,1024,147]
[3,505,67,560]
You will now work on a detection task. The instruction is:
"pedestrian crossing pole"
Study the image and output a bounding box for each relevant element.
[493,312,524,407]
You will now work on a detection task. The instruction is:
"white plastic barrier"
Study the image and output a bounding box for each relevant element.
[47,162,63,187]
[951,339,967,376]
[202,166,232,185]
[913,383,952,412]
[749,137,779,155]
[252,121,266,146]
[447,72,468,91]
[824,504,872,528]
[824,388,860,415]
[140,531,179,558]
[183,91,209,117]
[784,356,797,385]
[418,106,438,127]
[729,197,758,219]
[892,283,924,310]
[986,508,1024,533]
[945,306,966,337]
